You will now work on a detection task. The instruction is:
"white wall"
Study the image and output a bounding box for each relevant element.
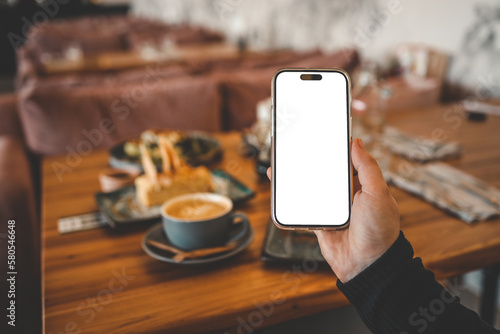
[131,0,500,94]
[366,0,500,96]
[366,0,484,58]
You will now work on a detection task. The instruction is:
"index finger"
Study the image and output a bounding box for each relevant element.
[351,138,389,197]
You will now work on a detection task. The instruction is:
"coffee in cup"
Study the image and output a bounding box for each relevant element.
[161,193,248,251]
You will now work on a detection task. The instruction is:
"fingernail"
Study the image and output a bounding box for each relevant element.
[358,138,365,150]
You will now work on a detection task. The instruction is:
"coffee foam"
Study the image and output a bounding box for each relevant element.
[163,193,232,222]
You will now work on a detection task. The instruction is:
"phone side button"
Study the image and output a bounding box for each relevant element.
[271,102,275,134]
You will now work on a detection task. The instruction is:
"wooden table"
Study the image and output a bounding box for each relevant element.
[42,103,500,333]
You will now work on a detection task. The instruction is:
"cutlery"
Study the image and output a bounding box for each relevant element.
[146,239,238,262]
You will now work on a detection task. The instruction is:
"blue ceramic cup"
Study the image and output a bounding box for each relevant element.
[161,193,249,251]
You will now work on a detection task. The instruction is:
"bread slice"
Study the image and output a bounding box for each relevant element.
[135,133,214,207]
[135,166,214,207]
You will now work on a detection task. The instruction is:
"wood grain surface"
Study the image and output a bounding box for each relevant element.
[41,103,500,333]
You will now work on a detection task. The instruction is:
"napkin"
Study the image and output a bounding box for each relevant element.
[382,127,462,162]
[387,162,500,223]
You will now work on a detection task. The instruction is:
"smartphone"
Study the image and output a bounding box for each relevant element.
[271,68,352,230]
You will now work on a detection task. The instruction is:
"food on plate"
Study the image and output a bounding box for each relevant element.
[123,129,220,166]
[135,133,214,207]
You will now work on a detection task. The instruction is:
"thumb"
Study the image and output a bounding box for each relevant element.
[352,138,388,196]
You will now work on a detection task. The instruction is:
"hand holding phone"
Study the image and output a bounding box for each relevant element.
[268,138,400,282]
[271,68,353,229]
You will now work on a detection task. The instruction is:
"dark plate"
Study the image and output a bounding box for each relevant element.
[261,220,326,263]
[142,220,253,265]
[109,132,222,171]
[95,170,255,226]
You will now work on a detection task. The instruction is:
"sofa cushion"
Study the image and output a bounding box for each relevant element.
[18,74,222,155]
[0,93,23,141]
[219,48,360,130]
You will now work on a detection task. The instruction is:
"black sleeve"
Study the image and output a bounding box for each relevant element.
[337,231,500,334]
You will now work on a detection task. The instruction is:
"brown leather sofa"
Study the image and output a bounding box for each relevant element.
[17,49,359,155]
[0,93,40,334]
[15,15,359,156]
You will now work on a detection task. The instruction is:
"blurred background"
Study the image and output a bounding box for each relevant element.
[1,0,500,333]
[1,0,499,96]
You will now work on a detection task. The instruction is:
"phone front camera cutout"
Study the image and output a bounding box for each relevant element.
[300,74,322,81]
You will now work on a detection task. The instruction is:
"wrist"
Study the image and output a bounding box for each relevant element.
[337,232,413,294]
[338,254,384,283]
[338,230,401,283]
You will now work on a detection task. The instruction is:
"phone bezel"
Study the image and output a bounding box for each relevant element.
[270,68,353,230]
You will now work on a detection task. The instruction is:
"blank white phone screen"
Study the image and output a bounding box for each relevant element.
[274,71,350,226]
